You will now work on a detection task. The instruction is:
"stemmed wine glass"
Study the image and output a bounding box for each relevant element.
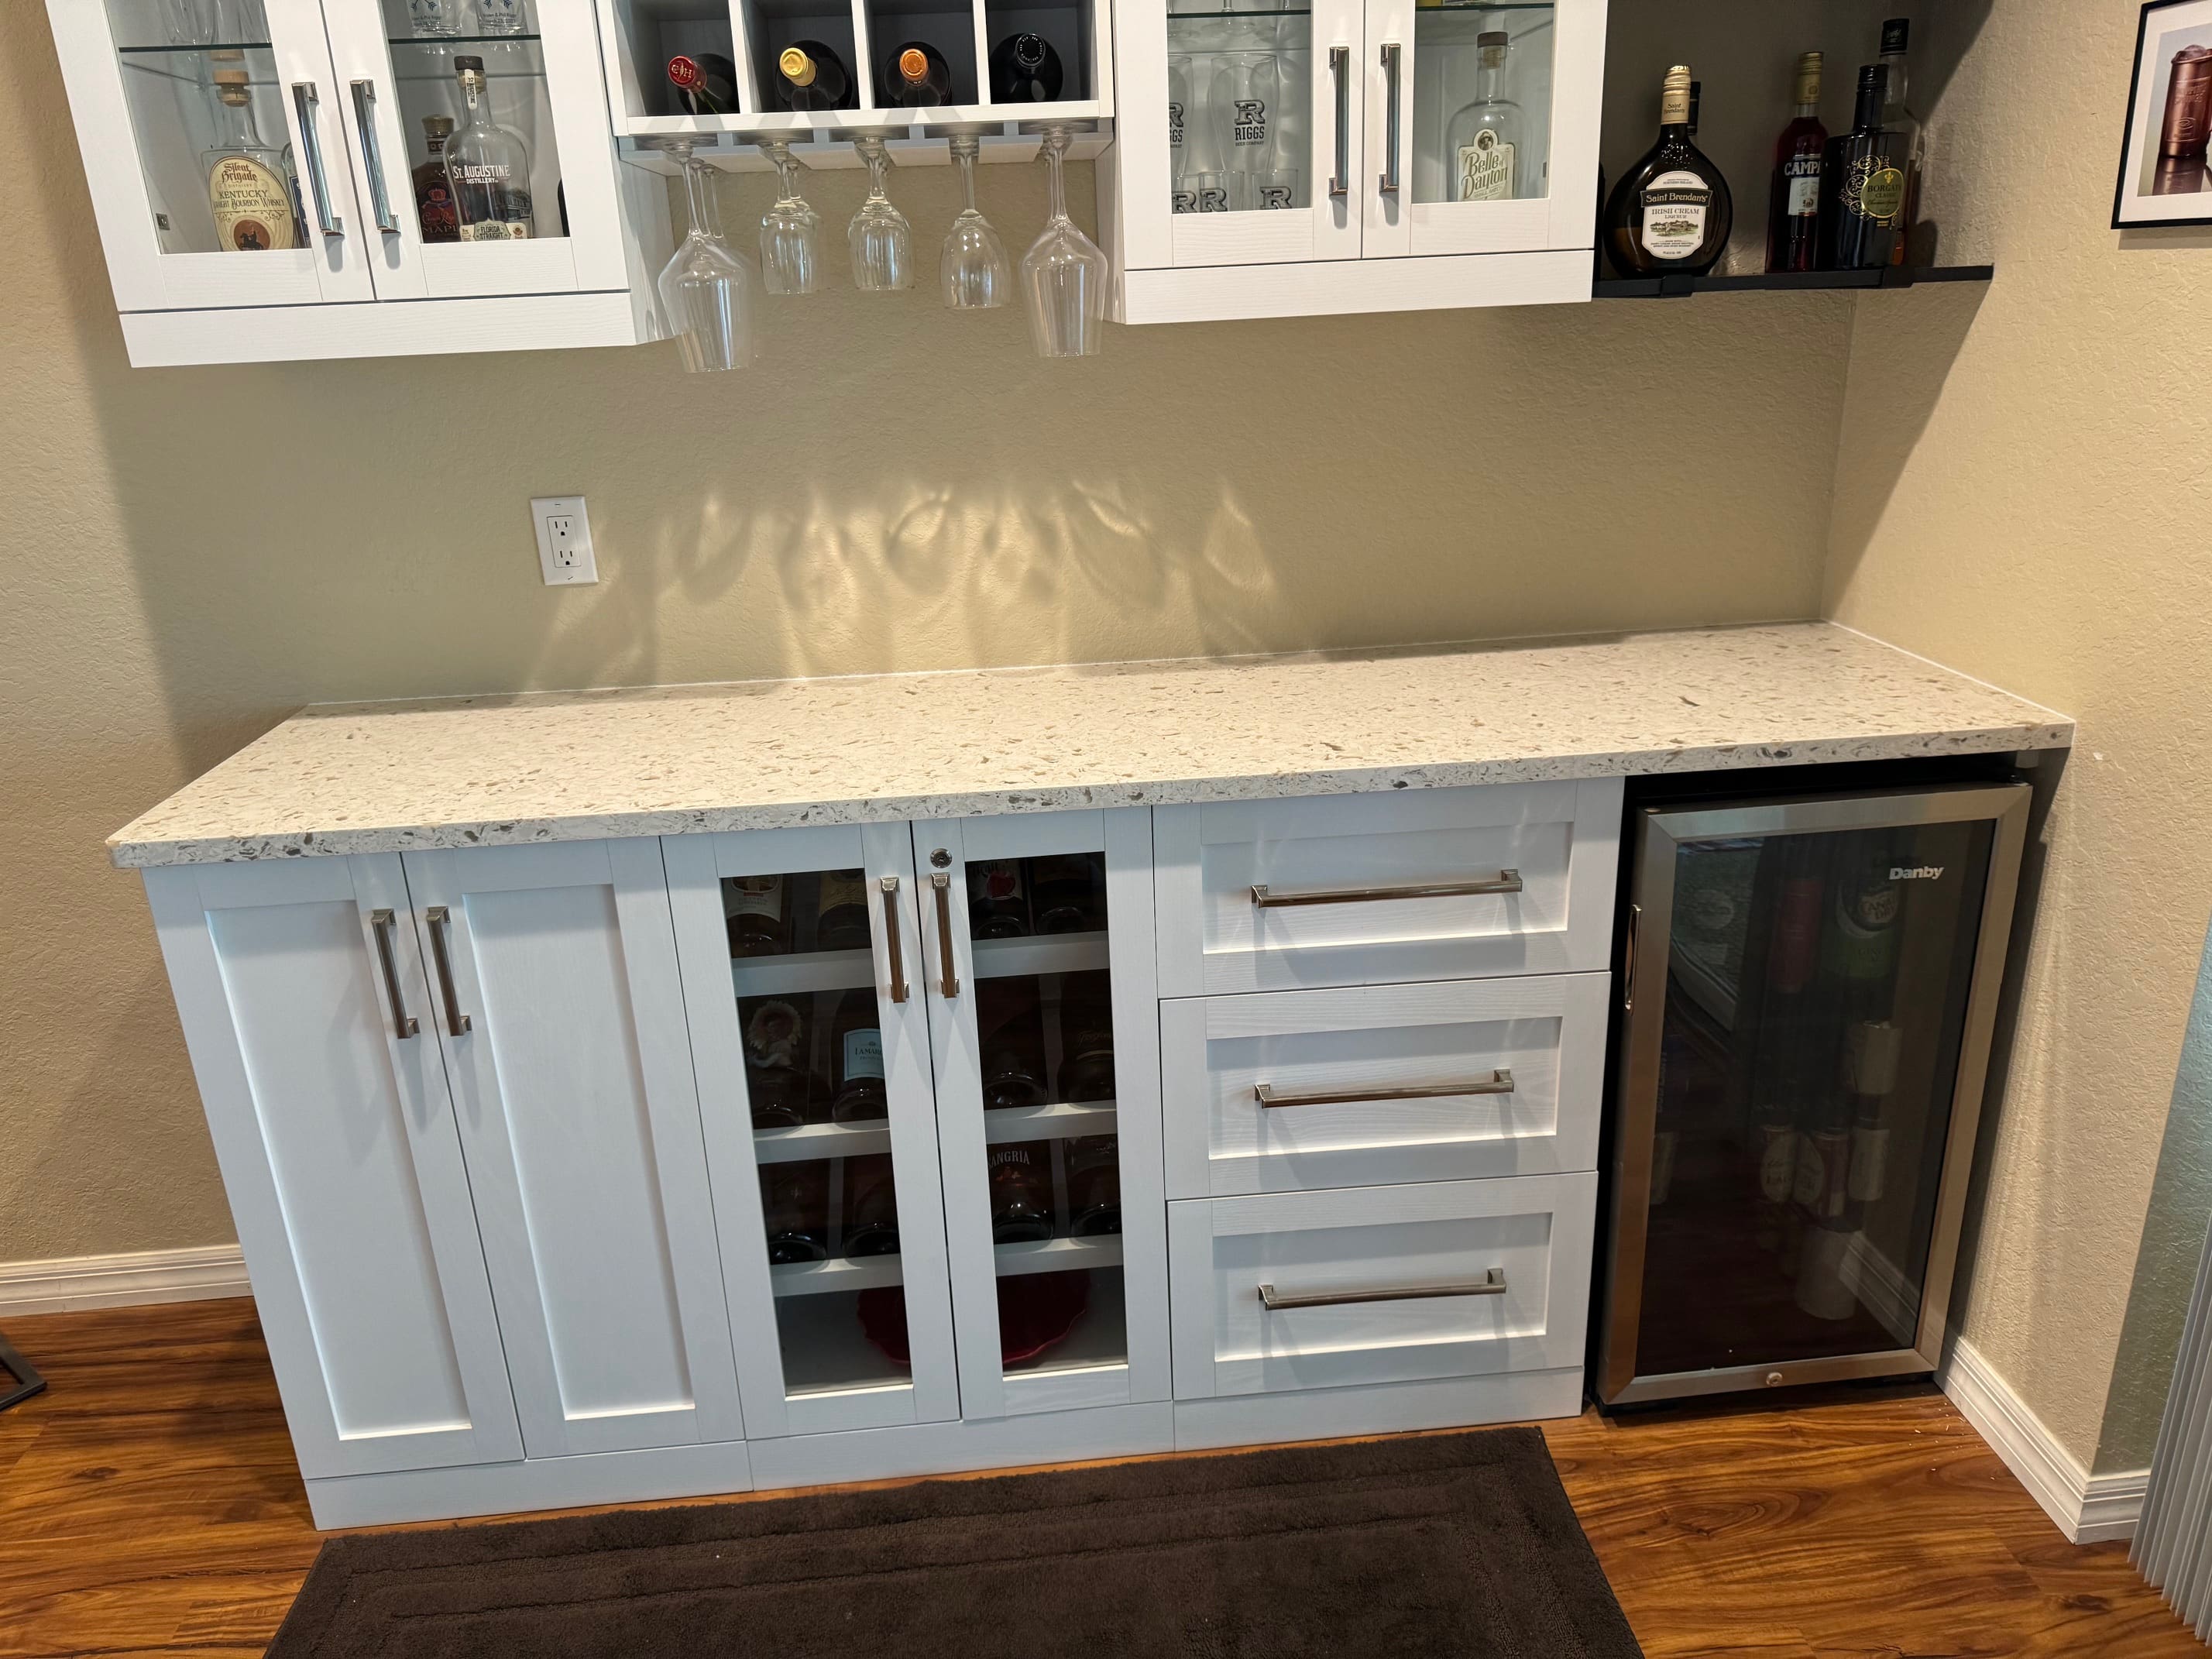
[1019,125,1108,356]
[848,135,914,292]
[652,139,759,373]
[941,133,1010,309]
[756,140,822,296]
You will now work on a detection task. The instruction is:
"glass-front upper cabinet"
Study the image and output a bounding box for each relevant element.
[663,825,962,1441]
[915,807,1170,1420]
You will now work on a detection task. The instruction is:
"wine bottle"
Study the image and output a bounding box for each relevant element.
[760,1163,829,1263]
[884,40,952,108]
[1765,52,1827,273]
[1602,64,1732,277]
[775,40,855,111]
[988,1143,1056,1243]
[740,997,809,1128]
[1816,64,1905,271]
[815,869,871,952]
[1056,970,1116,1103]
[842,1154,900,1258]
[724,874,787,957]
[989,32,1064,102]
[978,982,1049,1111]
[828,988,888,1123]
[1029,854,1101,933]
[668,51,738,115]
[1877,19,1925,265]
[968,860,1031,937]
[1066,1135,1121,1236]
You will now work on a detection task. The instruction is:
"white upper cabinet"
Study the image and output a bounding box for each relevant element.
[1104,0,1606,321]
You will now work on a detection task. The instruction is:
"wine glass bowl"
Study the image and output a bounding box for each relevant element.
[847,135,915,292]
[652,139,759,373]
[1018,125,1108,357]
[941,134,1010,309]
[757,140,822,296]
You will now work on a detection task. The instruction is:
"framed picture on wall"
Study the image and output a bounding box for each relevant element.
[2115,0,2212,226]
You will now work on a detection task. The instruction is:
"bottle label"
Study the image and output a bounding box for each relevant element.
[1757,1123,1798,1203]
[1639,169,1709,260]
[977,862,1023,902]
[1231,98,1267,147]
[843,1029,884,1084]
[459,219,531,240]
[819,871,868,914]
[727,875,784,922]
[1456,130,1516,202]
[417,181,459,240]
[1850,159,1907,222]
[208,156,297,252]
[744,999,803,1070]
[1784,153,1821,217]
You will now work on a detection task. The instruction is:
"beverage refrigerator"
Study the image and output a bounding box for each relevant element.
[1592,776,2032,1406]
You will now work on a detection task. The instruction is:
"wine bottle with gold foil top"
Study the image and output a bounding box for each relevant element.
[775,40,855,111]
[1602,65,1732,276]
[201,67,301,252]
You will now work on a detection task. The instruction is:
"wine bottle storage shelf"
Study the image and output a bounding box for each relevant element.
[753,1117,891,1163]
[973,931,1109,980]
[1592,263,1994,300]
[993,1233,1123,1279]
[771,1253,905,1297]
[728,946,874,998]
[981,1098,1117,1143]
[621,123,1108,171]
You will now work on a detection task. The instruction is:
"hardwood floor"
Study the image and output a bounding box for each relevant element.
[0,1297,2195,1657]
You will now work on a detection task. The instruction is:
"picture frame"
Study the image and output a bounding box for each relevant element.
[2114,0,2212,227]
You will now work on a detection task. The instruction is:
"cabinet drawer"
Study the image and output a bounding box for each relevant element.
[1152,780,1622,996]
[1161,974,1609,1198]
[1168,1173,1596,1400]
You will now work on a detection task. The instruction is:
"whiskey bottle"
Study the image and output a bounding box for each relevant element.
[842,1154,901,1258]
[741,997,809,1128]
[1602,65,1731,276]
[1066,1135,1121,1236]
[884,40,953,107]
[1441,30,1523,200]
[445,57,534,240]
[989,33,1064,102]
[828,989,888,1123]
[413,116,460,244]
[1764,52,1826,273]
[1877,19,1925,264]
[775,41,856,112]
[968,860,1031,937]
[668,51,739,116]
[1817,65,1905,271]
[760,1161,829,1263]
[988,1143,1056,1242]
[814,870,871,952]
[723,874,788,957]
[201,67,301,252]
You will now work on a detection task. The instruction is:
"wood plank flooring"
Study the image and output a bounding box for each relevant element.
[0,1297,2195,1657]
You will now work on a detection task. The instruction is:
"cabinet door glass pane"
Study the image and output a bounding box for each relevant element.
[727,867,912,1399]
[105,2,307,255]
[1410,2,1553,205]
[1634,818,1995,1377]
[969,851,1128,1379]
[374,0,567,242]
[1166,1,1311,215]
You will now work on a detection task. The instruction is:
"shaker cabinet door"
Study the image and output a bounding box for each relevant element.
[143,856,520,1479]
[401,839,746,1458]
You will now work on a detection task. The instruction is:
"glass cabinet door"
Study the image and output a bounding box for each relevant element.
[50,0,373,310]
[662,826,960,1440]
[916,808,1170,1419]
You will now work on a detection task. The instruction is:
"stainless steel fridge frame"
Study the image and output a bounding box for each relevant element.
[1594,781,2032,1406]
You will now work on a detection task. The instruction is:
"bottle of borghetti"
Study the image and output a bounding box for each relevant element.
[1602,64,1731,276]
[201,67,301,252]
[1817,64,1905,271]
[445,56,534,239]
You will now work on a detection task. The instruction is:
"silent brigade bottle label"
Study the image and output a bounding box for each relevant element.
[1640,170,1710,259]
[1458,129,1516,202]
[210,156,296,252]
[843,1028,884,1084]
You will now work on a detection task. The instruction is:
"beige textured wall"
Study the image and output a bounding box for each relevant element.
[1825,2,2212,1473]
[0,5,1856,1262]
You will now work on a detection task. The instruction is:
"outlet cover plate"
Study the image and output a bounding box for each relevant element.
[530,496,597,586]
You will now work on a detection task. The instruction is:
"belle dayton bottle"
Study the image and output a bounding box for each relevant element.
[1818,64,1906,270]
[1604,65,1730,276]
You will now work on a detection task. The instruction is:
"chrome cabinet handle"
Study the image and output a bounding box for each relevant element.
[1251,870,1520,908]
[369,909,419,1040]
[1255,1070,1513,1109]
[348,80,400,234]
[1328,46,1350,199]
[881,875,908,1004]
[290,82,344,238]
[1260,1267,1506,1310]
[1377,43,1402,197]
[424,905,472,1036]
[929,871,960,998]
[1623,902,1641,1012]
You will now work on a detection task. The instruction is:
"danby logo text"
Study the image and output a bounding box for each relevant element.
[1890,866,1944,881]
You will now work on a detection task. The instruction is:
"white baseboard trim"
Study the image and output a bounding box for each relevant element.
[0,1245,250,1318]
[1940,1331,2148,1545]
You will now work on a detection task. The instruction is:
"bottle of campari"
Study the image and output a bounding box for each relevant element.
[1603,64,1731,277]
[1766,52,1827,273]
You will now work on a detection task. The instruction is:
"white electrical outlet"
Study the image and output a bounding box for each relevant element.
[530,496,598,586]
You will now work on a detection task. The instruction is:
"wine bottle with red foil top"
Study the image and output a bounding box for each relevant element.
[668,51,739,115]
[1765,53,1827,273]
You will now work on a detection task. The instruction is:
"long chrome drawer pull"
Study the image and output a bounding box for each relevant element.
[1250,870,1521,907]
[1259,1267,1506,1310]
[880,875,908,1004]
[1328,46,1350,198]
[369,909,419,1039]
[929,871,960,998]
[349,80,400,233]
[1255,1070,1513,1108]
[424,906,472,1036]
[1377,42,1402,196]
[290,81,344,238]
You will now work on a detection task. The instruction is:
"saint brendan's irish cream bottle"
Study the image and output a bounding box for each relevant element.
[1603,64,1731,276]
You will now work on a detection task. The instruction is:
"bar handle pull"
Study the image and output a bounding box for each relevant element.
[1328,46,1350,199]
[1260,1267,1505,1310]
[1251,870,1520,908]
[290,81,344,238]
[929,871,960,998]
[349,79,400,234]
[881,875,908,1004]
[369,908,419,1040]
[1255,1070,1512,1109]
[424,905,472,1036]
[1623,902,1641,1012]
[1377,43,1402,197]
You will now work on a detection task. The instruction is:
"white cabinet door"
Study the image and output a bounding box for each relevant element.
[47,0,373,312]
[401,839,744,1458]
[319,0,633,301]
[913,807,1171,1419]
[663,825,961,1440]
[143,857,519,1479]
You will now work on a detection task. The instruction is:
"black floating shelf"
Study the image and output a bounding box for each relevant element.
[1593,264,1994,299]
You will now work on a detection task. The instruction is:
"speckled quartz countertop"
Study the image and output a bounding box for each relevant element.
[108,623,2073,868]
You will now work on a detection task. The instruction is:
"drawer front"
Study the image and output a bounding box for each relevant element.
[1152,779,1623,997]
[1161,974,1609,1198]
[1168,1173,1597,1400]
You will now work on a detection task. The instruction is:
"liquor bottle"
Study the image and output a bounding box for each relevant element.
[1877,19,1925,264]
[1687,80,1702,137]
[884,40,953,107]
[989,33,1064,102]
[842,1154,900,1258]
[724,874,788,957]
[412,115,461,244]
[1817,65,1905,271]
[1066,1135,1121,1235]
[760,1162,829,1263]
[446,56,534,240]
[1602,65,1731,277]
[741,997,809,1128]
[201,67,301,252]
[979,984,1049,1111]
[1029,854,1101,934]
[775,41,855,112]
[1056,970,1116,1102]
[968,860,1031,937]
[668,51,739,116]
[1441,30,1523,201]
[828,989,888,1123]
[1764,52,1826,273]
[988,1143,1056,1242]
[815,870,871,952]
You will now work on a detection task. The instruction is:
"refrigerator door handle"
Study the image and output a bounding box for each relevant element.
[1623,903,1641,1011]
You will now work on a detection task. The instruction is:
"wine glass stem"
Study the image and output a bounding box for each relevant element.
[865,148,891,203]
[684,158,717,239]
[776,157,800,204]
[1044,137,1067,222]
[960,149,978,215]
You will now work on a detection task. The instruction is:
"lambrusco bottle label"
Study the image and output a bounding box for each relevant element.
[1457,129,1516,202]
[1639,169,1710,259]
[843,1028,884,1083]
